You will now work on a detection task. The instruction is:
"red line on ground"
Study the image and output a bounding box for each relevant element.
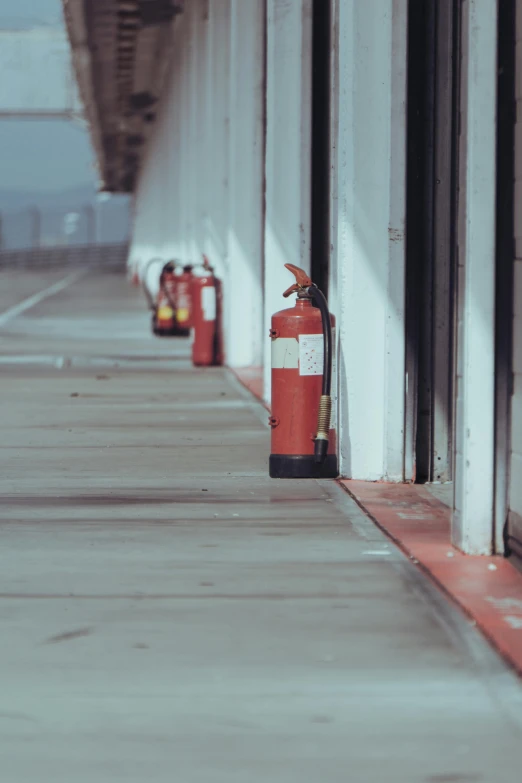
[228,365,522,676]
[340,480,522,677]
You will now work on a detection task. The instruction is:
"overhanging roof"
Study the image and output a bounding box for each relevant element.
[62,0,184,192]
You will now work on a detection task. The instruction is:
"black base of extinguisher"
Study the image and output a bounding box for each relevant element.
[156,328,190,338]
[151,317,190,338]
[153,327,190,338]
[269,454,339,479]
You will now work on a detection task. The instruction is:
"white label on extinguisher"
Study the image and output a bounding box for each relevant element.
[201,286,216,321]
[299,334,324,376]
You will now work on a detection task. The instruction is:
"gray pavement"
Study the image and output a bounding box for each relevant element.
[1,268,522,782]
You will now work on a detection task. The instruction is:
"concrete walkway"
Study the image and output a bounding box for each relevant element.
[1,268,522,783]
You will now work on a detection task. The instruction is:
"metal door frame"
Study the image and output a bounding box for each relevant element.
[404,0,460,484]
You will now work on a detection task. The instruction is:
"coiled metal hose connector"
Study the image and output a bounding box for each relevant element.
[314,394,332,463]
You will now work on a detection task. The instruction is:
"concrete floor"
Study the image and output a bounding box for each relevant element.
[1,268,522,782]
[425,482,453,509]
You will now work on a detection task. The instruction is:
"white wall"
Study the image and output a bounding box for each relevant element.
[204,0,233,357]
[263,0,313,401]
[332,0,407,481]
[163,34,183,262]
[452,0,497,554]
[186,0,200,262]
[205,0,230,281]
[127,0,266,370]
[128,0,410,485]
[226,0,265,368]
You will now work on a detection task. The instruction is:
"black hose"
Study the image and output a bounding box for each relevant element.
[159,265,178,310]
[309,284,333,463]
[142,258,163,311]
[309,285,332,396]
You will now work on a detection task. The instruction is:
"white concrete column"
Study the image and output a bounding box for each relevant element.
[204,0,230,285]
[156,100,171,259]
[226,0,265,368]
[163,44,181,262]
[186,0,200,262]
[149,111,168,263]
[263,0,313,401]
[174,20,186,260]
[180,14,192,262]
[195,0,209,261]
[333,0,407,481]
[453,0,498,554]
[132,129,161,277]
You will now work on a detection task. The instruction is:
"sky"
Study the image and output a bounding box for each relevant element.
[0,0,97,195]
[0,0,62,28]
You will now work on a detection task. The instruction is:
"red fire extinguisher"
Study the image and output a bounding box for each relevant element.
[174,264,194,331]
[191,255,223,366]
[269,263,338,479]
[142,259,190,337]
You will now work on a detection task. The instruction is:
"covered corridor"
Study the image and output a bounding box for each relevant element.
[1,267,522,780]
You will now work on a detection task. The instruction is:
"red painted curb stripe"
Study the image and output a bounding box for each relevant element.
[341,480,522,677]
[227,365,522,676]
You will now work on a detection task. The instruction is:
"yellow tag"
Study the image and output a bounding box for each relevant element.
[177,308,189,323]
[157,306,174,320]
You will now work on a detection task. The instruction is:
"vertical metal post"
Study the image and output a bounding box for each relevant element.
[494,0,516,553]
[310,0,332,297]
[415,0,436,483]
[404,0,427,482]
[431,0,458,483]
[404,0,459,485]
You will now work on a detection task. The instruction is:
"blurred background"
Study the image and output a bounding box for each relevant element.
[0,0,129,250]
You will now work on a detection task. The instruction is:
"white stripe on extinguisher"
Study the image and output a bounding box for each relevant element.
[271,337,299,369]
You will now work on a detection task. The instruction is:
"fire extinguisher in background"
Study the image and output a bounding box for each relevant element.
[175,264,194,332]
[269,263,338,479]
[191,255,223,367]
[142,259,190,337]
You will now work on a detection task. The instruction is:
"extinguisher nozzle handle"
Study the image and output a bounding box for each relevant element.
[314,438,329,464]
